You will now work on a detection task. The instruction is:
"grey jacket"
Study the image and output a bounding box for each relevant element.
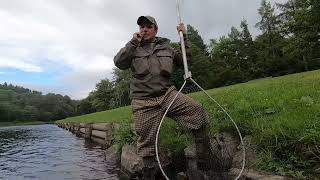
[114,36,192,99]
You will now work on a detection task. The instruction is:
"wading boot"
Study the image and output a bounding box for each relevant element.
[192,126,215,171]
[142,156,156,180]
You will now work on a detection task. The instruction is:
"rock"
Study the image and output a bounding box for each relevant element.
[176,172,188,180]
[120,144,172,178]
[105,144,121,175]
[184,144,197,171]
[184,132,239,173]
[211,132,239,171]
[230,168,293,180]
[105,144,121,165]
[232,135,258,169]
[121,144,143,176]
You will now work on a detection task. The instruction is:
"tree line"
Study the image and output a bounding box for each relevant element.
[78,0,319,114]
[0,83,78,122]
[1,0,319,122]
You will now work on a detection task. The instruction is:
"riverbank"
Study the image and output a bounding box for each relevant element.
[57,122,292,179]
[0,121,51,127]
[57,70,320,179]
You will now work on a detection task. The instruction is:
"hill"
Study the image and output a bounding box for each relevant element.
[57,70,320,178]
[0,83,78,124]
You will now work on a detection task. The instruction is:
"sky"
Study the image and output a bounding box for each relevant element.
[0,0,286,100]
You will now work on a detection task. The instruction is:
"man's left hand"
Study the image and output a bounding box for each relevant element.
[177,23,186,34]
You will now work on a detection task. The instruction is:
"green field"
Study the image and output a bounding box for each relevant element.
[57,70,320,178]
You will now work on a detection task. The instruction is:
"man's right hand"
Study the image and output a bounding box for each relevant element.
[133,32,143,42]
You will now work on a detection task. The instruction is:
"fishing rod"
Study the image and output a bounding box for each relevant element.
[155,0,246,179]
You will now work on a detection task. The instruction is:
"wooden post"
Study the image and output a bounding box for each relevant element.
[84,123,93,140]
[105,123,114,147]
[74,124,81,137]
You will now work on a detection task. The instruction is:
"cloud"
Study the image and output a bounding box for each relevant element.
[0,0,286,99]
[0,57,43,72]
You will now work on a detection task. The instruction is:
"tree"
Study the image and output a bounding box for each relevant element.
[240,20,258,79]
[112,68,131,107]
[256,0,280,62]
[187,25,208,55]
[185,25,217,90]
[77,98,95,115]
[277,0,320,71]
[91,79,114,111]
[170,42,186,89]
[0,83,78,122]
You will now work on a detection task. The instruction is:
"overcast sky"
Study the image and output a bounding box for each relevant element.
[0,0,286,99]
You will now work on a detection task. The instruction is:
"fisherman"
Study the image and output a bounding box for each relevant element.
[114,15,213,179]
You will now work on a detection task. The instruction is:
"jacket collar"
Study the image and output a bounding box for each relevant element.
[140,37,170,50]
[136,37,171,56]
[154,37,170,50]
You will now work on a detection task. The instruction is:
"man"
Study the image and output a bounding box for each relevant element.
[114,16,213,179]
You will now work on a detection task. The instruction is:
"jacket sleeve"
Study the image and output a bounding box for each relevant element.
[113,39,139,70]
[173,35,192,66]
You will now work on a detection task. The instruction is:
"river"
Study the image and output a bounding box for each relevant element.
[0,124,120,180]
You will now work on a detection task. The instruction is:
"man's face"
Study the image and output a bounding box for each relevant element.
[139,23,157,42]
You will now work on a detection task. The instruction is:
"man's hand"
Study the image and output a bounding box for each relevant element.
[133,32,144,42]
[177,23,186,34]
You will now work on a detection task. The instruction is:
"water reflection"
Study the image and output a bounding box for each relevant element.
[0,125,119,180]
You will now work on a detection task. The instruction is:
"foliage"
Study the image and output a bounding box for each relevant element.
[114,121,137,147]
[277,0,320,71]
[0,83,78,123]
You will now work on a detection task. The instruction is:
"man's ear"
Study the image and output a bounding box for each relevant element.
[155,26,158,34]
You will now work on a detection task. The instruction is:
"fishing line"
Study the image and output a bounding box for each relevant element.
[155,0,246,179]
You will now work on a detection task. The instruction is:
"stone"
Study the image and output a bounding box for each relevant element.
[232,135,258,169]
[184,132,239,175]
[121,144,144,176]
[120,144,173,178]
[230,168,293,180]
[105,144,121,170]
[184,144,197,171]
[176,172,188,180]
[211,132,239,171]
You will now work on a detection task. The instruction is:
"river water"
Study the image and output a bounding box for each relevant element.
[0,124,120,180]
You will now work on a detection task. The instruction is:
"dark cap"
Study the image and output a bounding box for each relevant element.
[137,16,158,29]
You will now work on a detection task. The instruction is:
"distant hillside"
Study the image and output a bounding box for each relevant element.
[0,83,41,94]
[58,70,320,178]
[0,83,78,123]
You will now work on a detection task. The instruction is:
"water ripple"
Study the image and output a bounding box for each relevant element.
[0,125,119,180]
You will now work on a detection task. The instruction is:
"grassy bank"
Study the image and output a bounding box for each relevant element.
[57,70,320,178]
[0,121,50,127]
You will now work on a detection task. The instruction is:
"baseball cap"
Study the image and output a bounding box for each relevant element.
[137,16,158,29]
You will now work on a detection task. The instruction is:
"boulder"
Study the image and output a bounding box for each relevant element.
[230,168,293,180]
[232,135,258,169]
[105,144,121,176]
[184,132,239,172]
[120,144,172,178]
[121,144,143,176]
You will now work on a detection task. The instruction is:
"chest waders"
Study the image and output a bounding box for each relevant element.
[155,0,246,179]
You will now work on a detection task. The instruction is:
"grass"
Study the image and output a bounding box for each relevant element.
[58,106,132,124]
[57,70,320,178]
